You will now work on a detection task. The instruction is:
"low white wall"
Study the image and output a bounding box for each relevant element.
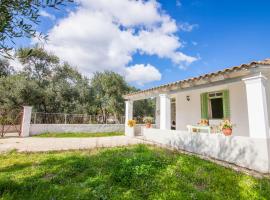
[134,124,145,136]
[125,124,156,137]
[30,124,124,135]
[143,128,270,173]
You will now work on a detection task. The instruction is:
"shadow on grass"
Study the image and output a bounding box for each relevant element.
[0,145,269,200]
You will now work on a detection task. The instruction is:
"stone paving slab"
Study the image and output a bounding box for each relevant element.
[0,136,149,152]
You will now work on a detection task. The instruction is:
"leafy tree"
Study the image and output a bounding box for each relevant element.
[16,47,60,112]
[0,74,39,110]
[128,86,156,121]
[17,46,59,82]
[0,47,155,121]
[91,71,131,121]
[133,99,155,122]
[49,63,93,114]
[0,0,73,58]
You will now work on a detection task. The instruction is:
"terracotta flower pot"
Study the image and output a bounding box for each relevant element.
[145,123,152,128]
[222,128,232,136]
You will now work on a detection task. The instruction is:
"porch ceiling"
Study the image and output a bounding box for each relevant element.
[124,59,270,101]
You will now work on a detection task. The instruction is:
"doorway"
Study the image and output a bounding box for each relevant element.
[171,98,176,130]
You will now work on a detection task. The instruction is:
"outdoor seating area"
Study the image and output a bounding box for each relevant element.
[124,59,270,173]
[186,119,232,134]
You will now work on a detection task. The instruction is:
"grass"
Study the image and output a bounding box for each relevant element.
[32,131,124,138]
[0,145,270,200]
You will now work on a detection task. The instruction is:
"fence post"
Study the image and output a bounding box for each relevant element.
[21,106,32,137]
[64,114,67,124]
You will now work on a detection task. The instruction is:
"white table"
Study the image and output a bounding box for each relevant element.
[187,125,211,134]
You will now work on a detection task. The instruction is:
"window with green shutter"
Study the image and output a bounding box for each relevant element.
[200,90,230,119]
[200,93,209,119]
[222,90,230,119]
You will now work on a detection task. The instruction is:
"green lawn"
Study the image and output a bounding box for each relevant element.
[33,131,124,138]
[0,145,269,200]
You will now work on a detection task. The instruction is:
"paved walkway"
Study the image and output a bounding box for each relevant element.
[0,136,149,152]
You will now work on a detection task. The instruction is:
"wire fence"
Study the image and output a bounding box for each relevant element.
[31,112,125,124]
[0,109,23,136]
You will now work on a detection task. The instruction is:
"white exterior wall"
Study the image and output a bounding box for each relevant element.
[30,124,124,135]
[265,76,270,131]
[159,94,171,130]
[243,75,270,138]
[175,81,250,137]
[143,128,270,173]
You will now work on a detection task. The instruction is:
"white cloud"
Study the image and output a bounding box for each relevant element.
[39,10,56,21]
[179,22,199,32]
[8,57,24,71]
[1,50,24,71]
[43,0,197,85]
[125,64,161,85]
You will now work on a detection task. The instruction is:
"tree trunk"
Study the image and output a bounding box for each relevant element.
[1,125,4,137]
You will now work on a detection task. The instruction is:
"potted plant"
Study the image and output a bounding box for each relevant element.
[143,116,153,128]
[127,119,136,128]
[198,119,209,126]
[220,120,233,136]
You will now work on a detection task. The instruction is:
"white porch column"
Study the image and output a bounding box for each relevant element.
[21,106,32,137]
[125,100,133,125]
[159,94,171,130]
[155,97,160,129]
[243,74,270,138]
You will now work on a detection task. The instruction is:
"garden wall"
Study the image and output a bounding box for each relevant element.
[30,124,124,135]
[143,128,270,173]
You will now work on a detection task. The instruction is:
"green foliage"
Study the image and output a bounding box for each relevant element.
[0,74,36,110]
[0,47,154,118]
[0,0,73,58]
[91,71,131,118]
[33,131,124,138]
[133,99,155,122]
[0,47,93,114]
[0,145,269,199]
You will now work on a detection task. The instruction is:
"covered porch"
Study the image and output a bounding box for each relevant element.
[123,60,270,173]
[125,73,270,139]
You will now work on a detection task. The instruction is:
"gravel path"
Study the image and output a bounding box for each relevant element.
[0,136,149,152]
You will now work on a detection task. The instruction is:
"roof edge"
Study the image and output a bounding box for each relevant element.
[124,58,270,99]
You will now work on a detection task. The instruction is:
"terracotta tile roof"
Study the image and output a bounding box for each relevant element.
[124,59,270,98]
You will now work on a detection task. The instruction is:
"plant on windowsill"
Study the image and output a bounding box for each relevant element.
[143,116,153,128]
[127,120,136,127]
[220,119,233,136]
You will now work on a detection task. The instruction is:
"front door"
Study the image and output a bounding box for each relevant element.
[171,98,176,130]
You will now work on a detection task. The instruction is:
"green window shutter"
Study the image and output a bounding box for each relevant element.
[223,90,230,119]
[200,93,208,119]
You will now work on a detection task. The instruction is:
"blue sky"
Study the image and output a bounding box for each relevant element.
[151,0,270,89]
[15,0,270,89]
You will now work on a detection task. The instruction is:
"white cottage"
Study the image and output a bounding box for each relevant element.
[124,59,270,173]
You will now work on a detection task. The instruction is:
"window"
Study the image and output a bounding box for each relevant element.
[209,97,223,118]
[200,90,230,119]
